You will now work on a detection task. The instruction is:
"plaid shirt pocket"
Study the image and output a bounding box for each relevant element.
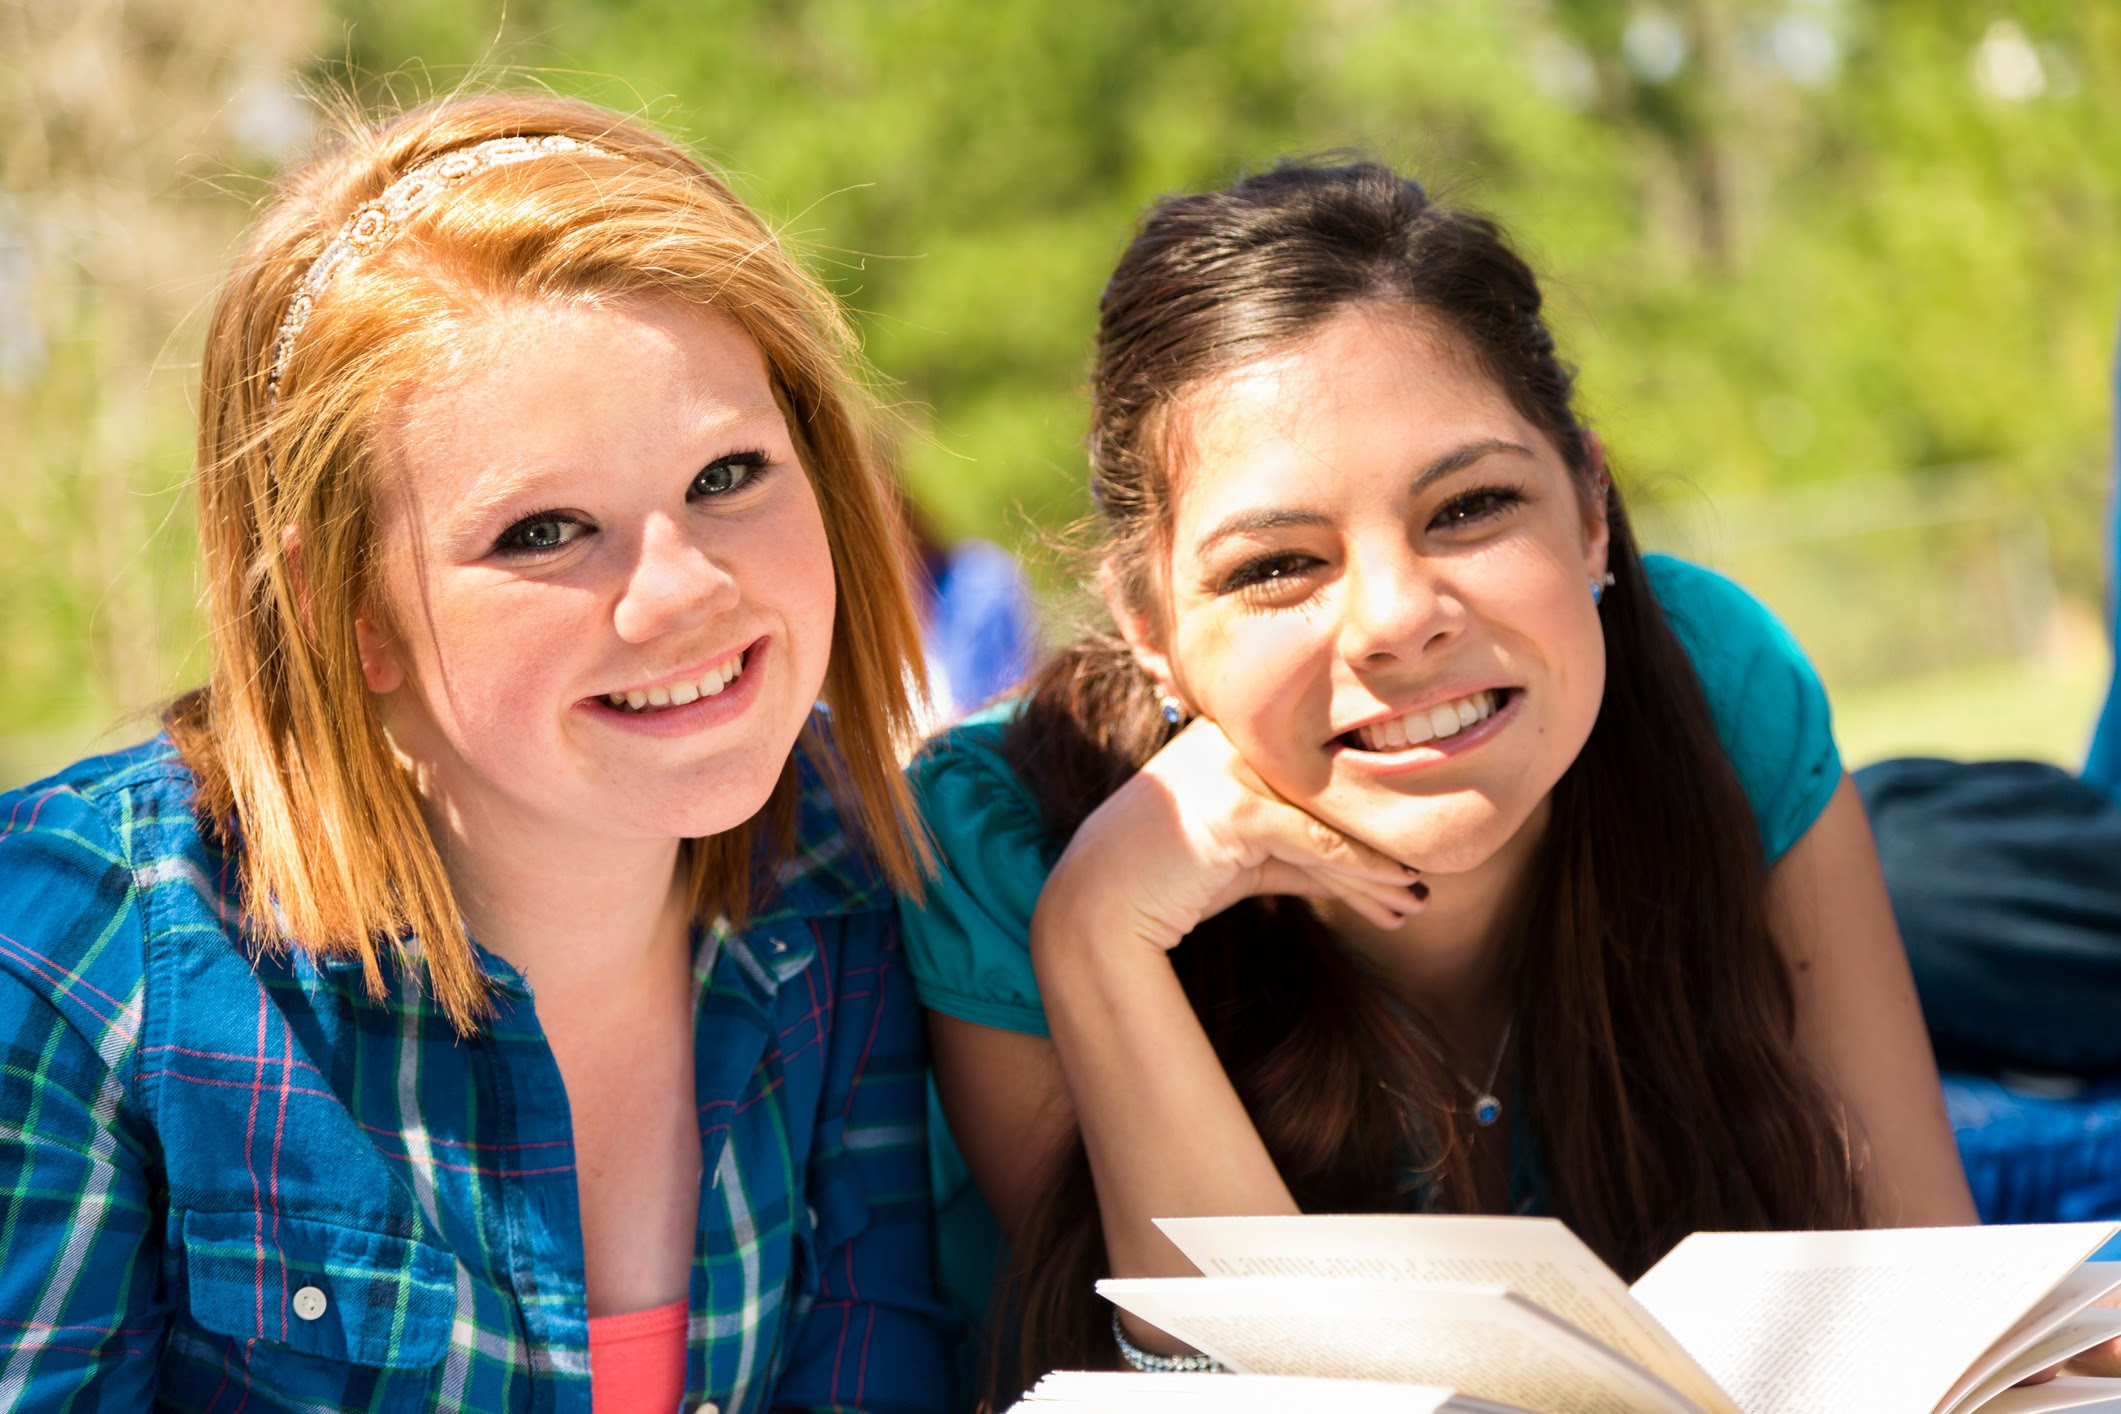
[180,1209,456,1370]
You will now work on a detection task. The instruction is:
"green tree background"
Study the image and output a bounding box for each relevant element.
[3,0,2116,786]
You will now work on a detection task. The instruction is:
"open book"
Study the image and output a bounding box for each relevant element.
[1011,1215,2121,1414]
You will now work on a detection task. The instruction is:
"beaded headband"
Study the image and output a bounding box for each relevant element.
[265,133,616,403]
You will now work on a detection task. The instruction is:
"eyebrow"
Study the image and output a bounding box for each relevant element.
[1191,437,1539,557]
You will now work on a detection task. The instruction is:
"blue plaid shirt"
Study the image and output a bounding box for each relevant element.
[0,735,951,1412]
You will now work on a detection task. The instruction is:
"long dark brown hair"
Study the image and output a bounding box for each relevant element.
[1000,160,1861,1389]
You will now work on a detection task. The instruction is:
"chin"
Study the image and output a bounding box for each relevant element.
[662,758,794,839]
[1330,791,1537,876]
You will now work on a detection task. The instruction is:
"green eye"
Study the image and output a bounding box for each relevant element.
[494,514,589,555]
[691,452,768,498]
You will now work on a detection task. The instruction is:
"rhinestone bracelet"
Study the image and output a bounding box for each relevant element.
[1111,1310,1227,1374]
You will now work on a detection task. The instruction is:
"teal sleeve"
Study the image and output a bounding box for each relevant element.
[898,707,1054,1036]
[1644,553,1843,864]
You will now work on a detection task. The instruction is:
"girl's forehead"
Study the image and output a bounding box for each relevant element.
[1161,309,1530,536]
[375,298,779,514]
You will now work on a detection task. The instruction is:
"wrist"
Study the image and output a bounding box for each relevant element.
[1030,857,1180,981]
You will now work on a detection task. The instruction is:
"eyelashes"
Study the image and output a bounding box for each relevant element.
[1221,551,1320,595]
[1428,484,1525,529]
[691,449,770,498]
[486,449,776,558]
[1215,483,1528,600]
[493,512,590,556]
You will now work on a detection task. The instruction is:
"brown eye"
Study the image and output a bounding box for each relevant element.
[1430,486,1524,529]
[1223,552,1318,593]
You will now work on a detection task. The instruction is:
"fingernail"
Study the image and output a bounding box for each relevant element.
[1411,881,1430,902]
[1401,864,1421,877]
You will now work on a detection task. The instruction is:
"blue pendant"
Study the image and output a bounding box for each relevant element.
[1473,1094,1502,1127]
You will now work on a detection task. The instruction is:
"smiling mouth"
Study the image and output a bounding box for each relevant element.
[601,649,747,714]
[1339,688,1514,752]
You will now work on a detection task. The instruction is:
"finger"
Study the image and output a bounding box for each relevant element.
[2064,1336,2121,1378]
[1316,868,1428,919]
[1308,867,1423,932]
[1254,862,1419,925]
[1255,799,1420,883]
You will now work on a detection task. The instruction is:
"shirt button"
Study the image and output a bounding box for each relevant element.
[696,1404,719,1414]
[806,1204,821,1230]
[291,1286,328,1321]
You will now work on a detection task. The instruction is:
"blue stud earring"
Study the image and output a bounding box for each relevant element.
[1591,571,1616,605]
[1158,694,1185,725]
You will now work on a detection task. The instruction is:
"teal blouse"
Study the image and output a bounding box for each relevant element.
[901,553,1843,1354]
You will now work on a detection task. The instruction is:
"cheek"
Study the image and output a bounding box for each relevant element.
[418,583,583,740]
[1512,569,1607,732]
[763,482,839,692]
[1183,611,1335,758]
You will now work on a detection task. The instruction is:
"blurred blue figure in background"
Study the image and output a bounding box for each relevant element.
[1860,304,2121,1250]
[899,489,1041,727]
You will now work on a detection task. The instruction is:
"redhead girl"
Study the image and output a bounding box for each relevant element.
[0,96,949,1412]
[901,162,1993,1390]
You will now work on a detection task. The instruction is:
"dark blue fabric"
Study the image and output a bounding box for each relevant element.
[1946,1074,2121,1258]
[1857,756,2121,1075]
[1862,756,2121,1249]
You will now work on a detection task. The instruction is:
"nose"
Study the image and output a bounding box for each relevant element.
[1339,538,1458,666]
[611,514,739,644]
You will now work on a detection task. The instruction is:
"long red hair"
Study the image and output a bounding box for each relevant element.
[175,93,927,1031]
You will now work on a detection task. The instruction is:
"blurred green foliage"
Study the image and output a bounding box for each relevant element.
[4,0,2119,782]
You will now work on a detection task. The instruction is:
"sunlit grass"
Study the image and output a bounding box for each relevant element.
[1830,605,2111,772]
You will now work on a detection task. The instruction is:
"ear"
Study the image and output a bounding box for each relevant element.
[1097,559,1184,708]
[286,523,406,694]
[354,611,406,695]
[1580,427,1612,584]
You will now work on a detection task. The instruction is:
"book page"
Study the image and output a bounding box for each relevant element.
[1159,1214,1736,1414]
[1947,1265,2121,1413]
[1629,1224,2118,1414]
[1008,1370,1522,1413]
[1958,1312,2121,1413]
[1971,1375,2121,1414]
[1098,1276,1705,1414]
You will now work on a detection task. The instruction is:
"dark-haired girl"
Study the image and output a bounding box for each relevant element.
[901,161,1984,1392]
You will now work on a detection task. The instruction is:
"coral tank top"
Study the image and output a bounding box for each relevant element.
[588,1298,688,1412]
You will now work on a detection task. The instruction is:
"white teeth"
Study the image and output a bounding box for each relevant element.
[605,650,746,713]
[1350,690,1502,753]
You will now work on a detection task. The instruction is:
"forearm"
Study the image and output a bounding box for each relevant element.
[1771,779,1978,1226]
[1032,885,1298,1287]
